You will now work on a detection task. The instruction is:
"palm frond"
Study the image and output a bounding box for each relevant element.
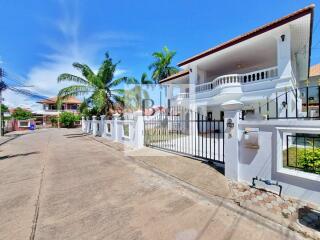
[57,73,88,84]
[72,63,95,80]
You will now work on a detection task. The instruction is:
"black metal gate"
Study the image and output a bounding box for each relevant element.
[144,106,224,164]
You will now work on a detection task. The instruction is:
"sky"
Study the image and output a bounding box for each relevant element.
[0,0,319,110]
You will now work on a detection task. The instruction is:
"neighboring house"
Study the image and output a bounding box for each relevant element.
[34,96,81,126]
[161,5,314,121]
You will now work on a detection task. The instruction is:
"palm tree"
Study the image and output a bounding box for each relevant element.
[149,46,179,83]
[124,73,151,111]
[57,52,135,115]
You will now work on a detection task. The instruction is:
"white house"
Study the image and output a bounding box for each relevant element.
[161,5,314,121]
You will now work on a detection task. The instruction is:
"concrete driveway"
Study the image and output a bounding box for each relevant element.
[0,128,304,239]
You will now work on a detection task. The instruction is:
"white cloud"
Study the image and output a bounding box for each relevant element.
[3,0,130,111]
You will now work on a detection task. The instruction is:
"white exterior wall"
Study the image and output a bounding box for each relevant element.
[237,120,320,205]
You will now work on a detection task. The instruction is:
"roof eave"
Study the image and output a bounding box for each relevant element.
[177,4,315,67]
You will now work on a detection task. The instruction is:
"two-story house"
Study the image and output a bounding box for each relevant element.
[35,96,81,126]
[161,5,314,121]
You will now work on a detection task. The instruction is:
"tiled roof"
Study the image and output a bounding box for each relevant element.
[178,4,314,67]
[309,64,320,77]
[38,96,81,104]
[159,69,189,83]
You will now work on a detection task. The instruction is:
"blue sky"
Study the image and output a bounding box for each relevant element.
[0,0,319,109]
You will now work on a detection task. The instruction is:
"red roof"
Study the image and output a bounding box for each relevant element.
[310,64,320,77]
[38,96,81,104]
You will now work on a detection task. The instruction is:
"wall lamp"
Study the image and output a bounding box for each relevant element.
[281,34,285,42]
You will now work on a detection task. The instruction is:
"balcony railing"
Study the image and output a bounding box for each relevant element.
[195,66,278,93]
[171,92,189,100]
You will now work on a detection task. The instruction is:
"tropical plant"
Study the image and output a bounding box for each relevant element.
[124,73,151,111]
[57,52,135,115]
[1,104,9,113]
[149,46,179,83]
[12,107,33,120]
[59,112,77,128]
[50,117,58,127]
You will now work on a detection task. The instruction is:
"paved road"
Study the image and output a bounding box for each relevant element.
[0,129,304,239]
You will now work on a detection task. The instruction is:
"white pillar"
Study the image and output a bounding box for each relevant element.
[86,117,91,134]
[222,100,243,181]
[100,115,106,137]
[81,116,86,132]
[92,116,98,136]
[133,111,144,148]
[112,113,120,141]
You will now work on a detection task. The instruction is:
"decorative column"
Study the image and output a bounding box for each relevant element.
[100,115,106,137]
[92,116,98,136]
[221,100,243,181]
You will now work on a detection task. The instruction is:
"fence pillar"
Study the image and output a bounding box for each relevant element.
[133,111,144,148]
[112,113,120,141]
[92,116,98,136]
[100,115,106,137]
[81,116,86,133]
[86,117,91,134]
[222,100,243,181]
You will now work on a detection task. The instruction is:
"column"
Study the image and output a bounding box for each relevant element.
[81,116,86,132]
[92,116,98,136]
[100,115,106,137]
[222,100,243,181]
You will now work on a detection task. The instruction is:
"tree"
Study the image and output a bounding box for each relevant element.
[59,112,76,128]
[124,73,151,111]
[12,107,32,120]
[149,46,179,83]
[57,52,136,115]
[1,104,9,113]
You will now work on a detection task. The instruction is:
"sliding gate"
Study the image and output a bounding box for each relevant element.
[144,106,224,164]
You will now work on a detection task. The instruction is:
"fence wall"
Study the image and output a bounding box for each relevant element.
[227,114,320,204]
[82,115,144,149]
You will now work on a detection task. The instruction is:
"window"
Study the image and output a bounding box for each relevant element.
[207,112,212,121]
[123,124,130,139]
[283,134,320,174]
[106,123,111,134]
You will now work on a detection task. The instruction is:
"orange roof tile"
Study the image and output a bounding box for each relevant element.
[38,96,81,104]
[310,64,320,77]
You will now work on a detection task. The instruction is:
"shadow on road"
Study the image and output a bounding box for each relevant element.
[0,151,40,161]
[63,133,90,139]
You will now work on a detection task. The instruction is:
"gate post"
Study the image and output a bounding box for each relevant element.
[92,116,98,136]
[222,100,243,181]
[134,111,144,148]
[86,117,91,134]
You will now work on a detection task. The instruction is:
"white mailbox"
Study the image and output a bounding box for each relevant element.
[243,128,259,149]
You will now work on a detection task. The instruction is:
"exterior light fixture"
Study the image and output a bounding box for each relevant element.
[281,34,285,42]
[282,101,287,109]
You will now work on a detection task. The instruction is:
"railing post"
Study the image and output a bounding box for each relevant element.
[221,100,243,181]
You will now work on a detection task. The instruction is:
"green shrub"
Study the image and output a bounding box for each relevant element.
[59,112,76,128]
[12,107,33,120]
[297,148,320,173]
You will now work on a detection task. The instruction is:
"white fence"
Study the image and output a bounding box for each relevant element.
[82,114,144,149]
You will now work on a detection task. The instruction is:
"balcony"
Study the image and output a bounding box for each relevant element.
[171,66,278,101]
